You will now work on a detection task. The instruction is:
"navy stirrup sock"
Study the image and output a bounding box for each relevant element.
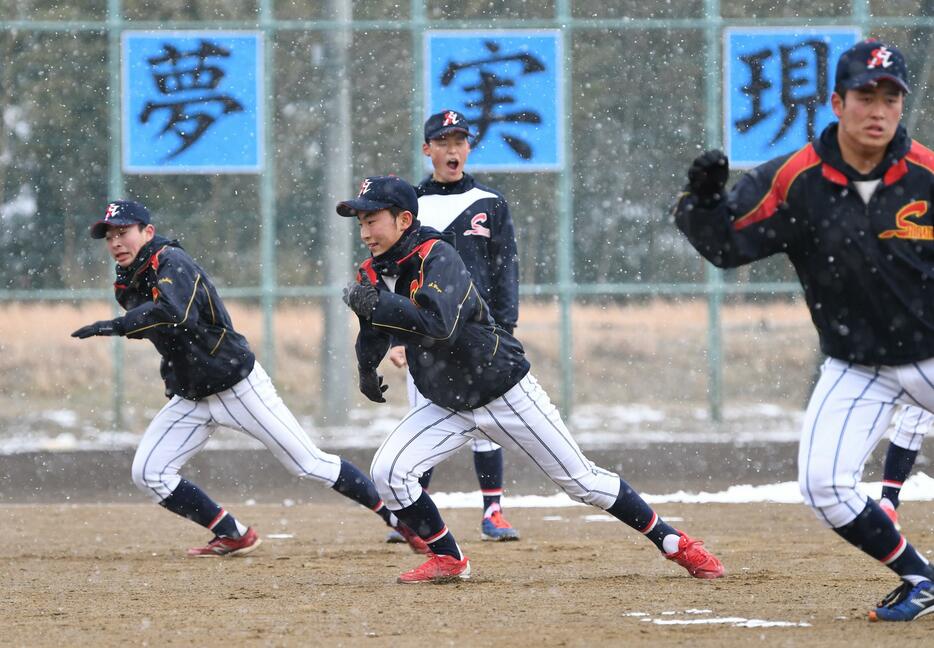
[160,478,240,538]
[606,478,678,552]
[881,444,918,508]
[393,492,461,559]
[834,500,934,582]
[331,459,396,524]
[474,448,504,512]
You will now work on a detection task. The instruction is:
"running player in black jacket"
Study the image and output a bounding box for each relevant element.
[674,39,934,621]
[340,175,723,583]
[71,200,427,556]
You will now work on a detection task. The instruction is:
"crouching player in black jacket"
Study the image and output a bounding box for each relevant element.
[72,200,427,557]
[338,176,724,583]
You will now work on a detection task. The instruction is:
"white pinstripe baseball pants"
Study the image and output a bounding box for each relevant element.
[131,363,342,502]
[405,370,500,453]
[371,372,622,510]
[799,357,934,528]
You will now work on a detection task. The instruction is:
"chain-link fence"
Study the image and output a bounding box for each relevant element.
[1,1,931,434]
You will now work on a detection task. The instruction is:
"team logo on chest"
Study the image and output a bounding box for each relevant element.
[878,201,933,241]
[463,212,491,238]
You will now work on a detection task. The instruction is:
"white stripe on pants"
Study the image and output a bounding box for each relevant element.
[798,357,934,528]
[405,369,500,453]
[131,363,341,502]
[372,373,621,510]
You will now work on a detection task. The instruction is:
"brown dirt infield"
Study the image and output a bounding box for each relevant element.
[4,500,933,646]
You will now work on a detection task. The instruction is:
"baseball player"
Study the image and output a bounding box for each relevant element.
[71,200,427,557]
[879,405,930,529]
[385,109,520,544]
[673,39,934,621]
[338,175,724,583]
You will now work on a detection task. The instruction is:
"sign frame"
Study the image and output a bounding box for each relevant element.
[122,30,265,175]
[424,29,564,173]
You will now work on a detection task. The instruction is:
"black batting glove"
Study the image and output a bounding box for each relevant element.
[71,319,124,339]
[359,369,388,403]
[687,149,730,207]
[343,272,379,319]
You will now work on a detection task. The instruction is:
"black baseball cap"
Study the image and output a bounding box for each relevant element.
[336,175,419,218]
[835,39,910,94]
[424,109,473,142]
[89,200,152,239]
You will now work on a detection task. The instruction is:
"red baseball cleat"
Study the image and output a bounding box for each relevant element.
[665,532,724,579]
[187,527,262,557]
[397,554,471,584]
[394,523,430,554]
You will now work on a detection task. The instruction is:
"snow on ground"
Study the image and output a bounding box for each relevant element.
[430,472,934,508]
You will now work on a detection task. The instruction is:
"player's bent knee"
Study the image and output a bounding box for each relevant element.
[131,453,178,501]
[798,476,864,527]
[370,454,420,509]
[552,473,619,510]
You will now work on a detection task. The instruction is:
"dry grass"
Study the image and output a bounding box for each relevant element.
[0,298,819,422]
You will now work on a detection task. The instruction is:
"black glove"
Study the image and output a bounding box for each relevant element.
[342,272,379,319]
[687,149,729,207]
[359,369,388,403]
[71,319,124,339]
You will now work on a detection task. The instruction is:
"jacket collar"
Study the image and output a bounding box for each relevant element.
[813,122,912,184]
[371,226,452,277]
[115,235,179,286]
[417,172,476,195]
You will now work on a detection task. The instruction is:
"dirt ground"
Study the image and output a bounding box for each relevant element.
[4,501,933,647]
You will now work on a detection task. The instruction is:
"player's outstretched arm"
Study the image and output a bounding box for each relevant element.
[71,319,125,339]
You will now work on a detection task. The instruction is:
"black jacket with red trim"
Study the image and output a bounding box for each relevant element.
[416,173,519,333]
[353,226,529,410]
[112,235,255,399]
[674,124,934,365]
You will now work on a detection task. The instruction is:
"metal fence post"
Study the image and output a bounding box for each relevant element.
[704,0,724,422]
[260,0,277,378]
[321,0,354,424]
[107,0,125,430]
[556,0,575,416]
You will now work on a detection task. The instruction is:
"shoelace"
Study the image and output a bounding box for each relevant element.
[878,582,913,608]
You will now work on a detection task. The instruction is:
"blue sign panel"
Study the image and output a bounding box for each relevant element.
[425,30,563,172]
[123,31,263,174]
[724,27,860,168]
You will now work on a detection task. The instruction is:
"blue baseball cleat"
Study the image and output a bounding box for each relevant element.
[869,580,934,621]
[481,510,520,541]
